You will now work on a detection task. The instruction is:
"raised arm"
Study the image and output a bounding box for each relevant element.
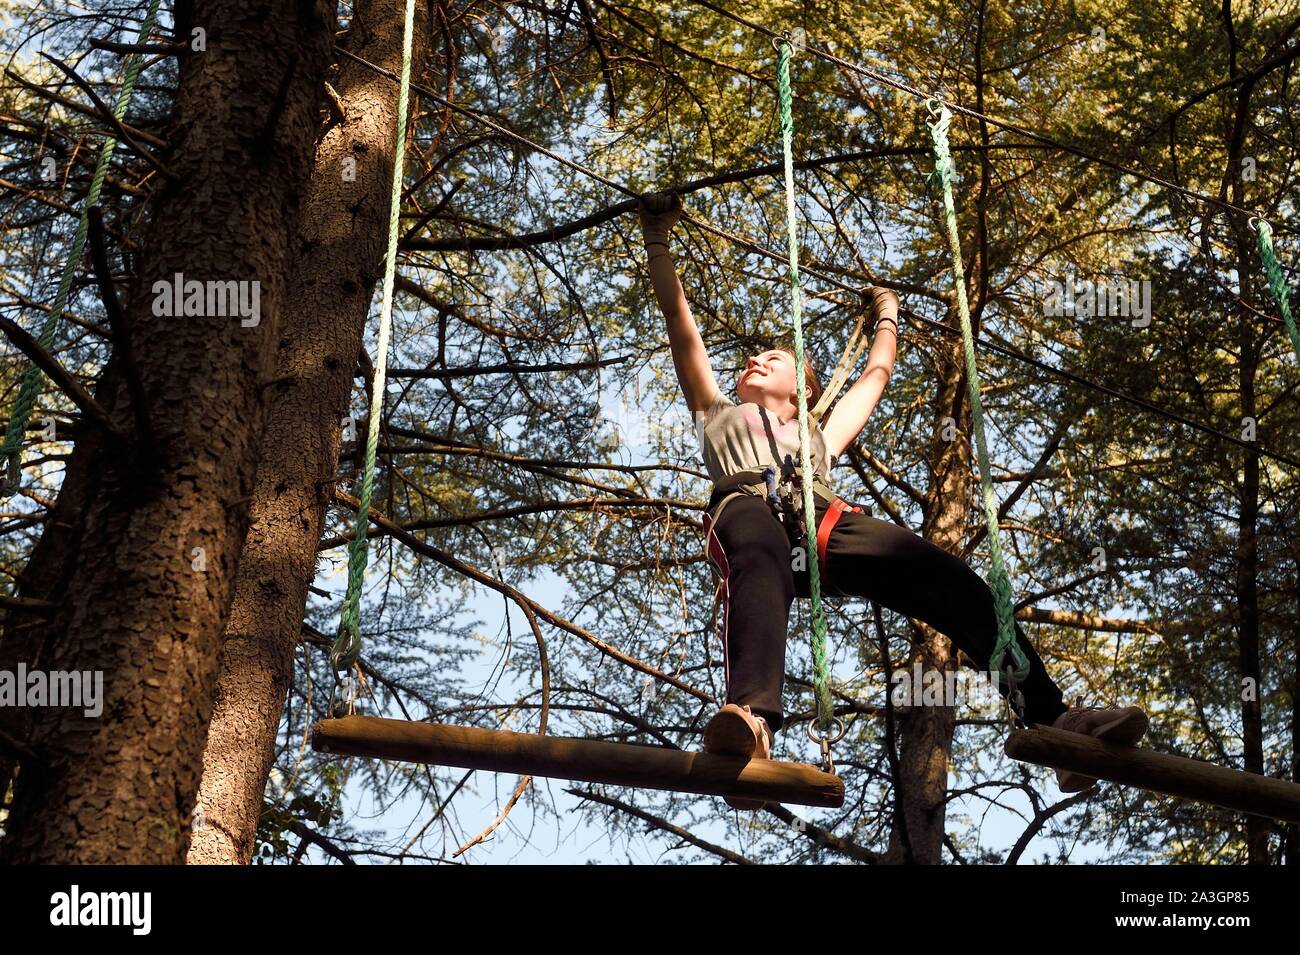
[637,192,719,412]
[820,287,899,459]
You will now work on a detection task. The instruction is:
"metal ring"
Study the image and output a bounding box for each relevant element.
[806,714,848,745]
[1247,215,1260,234]
[770,34,788,54]
[0,450,20,496]
[924,96,945,118]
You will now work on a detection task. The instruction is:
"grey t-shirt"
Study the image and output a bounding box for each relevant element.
[695,390,835,494]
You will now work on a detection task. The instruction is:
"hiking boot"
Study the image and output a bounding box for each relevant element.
[1050,704,1149,793]
[703,703,775,811]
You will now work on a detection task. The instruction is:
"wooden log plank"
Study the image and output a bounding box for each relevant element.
[313,715,844,808]
[1005,724,1300,823]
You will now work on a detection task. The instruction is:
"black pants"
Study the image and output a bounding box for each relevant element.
[702,488,1069,734]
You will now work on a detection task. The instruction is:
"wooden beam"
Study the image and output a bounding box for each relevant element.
[313,715,844,808]
[1005,724,1300,823]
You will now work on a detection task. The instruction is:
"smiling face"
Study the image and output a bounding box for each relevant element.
[736,348,799,410]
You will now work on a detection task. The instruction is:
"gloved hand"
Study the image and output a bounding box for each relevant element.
[638,191,683,248]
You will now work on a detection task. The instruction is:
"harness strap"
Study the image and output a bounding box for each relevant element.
[815,496,863,570]
[700,482,765,572]
[700,469,840,572]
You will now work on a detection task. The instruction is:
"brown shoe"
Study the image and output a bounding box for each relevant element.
[1051,704,1149,792]
[703,704,775,811]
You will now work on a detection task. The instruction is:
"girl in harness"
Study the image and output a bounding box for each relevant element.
[638,192,1150,811]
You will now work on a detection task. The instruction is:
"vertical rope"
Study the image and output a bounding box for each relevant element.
[926,102,1029,683]
[776,40,835,733]
[0,0,164,497]
[331,0,417,672]
[1254,220,1300,365]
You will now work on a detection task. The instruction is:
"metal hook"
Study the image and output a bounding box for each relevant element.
[1247,215,1261,234]
[1001,664,1026,731]
[924,96,946,119]
[329,668,357,719]
[770,29,808,55]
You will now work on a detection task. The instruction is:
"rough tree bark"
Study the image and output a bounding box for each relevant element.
[881,0,994,862]
[186,0,432,864]
[0,370,117,803]
[0,0,336,864]
[881,333,973,865]
[1222,9,1268,863]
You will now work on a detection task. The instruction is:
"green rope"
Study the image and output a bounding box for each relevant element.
[0,0,164,498]
[331,0,417,673]
[776,40,835,734]
[1254,220,1300,365]
[926,101,1029,684]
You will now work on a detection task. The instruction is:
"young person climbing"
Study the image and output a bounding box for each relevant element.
[637,190,1150,811]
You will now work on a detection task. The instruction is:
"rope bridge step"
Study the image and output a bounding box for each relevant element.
[1006,724,1300,824]
[313,715,845,808]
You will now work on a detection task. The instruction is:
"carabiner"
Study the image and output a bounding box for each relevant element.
[762,464,783,521]
[0,450,21,497]
[806,715,848,774]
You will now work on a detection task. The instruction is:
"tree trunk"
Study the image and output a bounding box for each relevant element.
[883,0,995,859]
[0,0,336,864]
[0,367,118,805]
[1231,215,1267,862]
[187,0,432,865]
[882,331,972,865]
[1225,69,1268,864]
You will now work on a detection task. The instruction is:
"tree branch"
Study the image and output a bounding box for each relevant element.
[2,69,167,149]
[35,54,175,180]
[87,206,157,468]
[386,353,634,379]
[0,316,126,444]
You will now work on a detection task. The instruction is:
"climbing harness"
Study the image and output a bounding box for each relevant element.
[815,496,864,571]
[329,0,417,710]
[0,0,164,498]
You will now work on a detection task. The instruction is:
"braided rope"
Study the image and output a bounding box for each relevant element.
[1254,220,1300,365]
[331,0,417,673]
[776,40,835,733]
[926,102,1029,683]
[1,0,164,497]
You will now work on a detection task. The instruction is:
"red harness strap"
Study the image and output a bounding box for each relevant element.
[815,496,863,570]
